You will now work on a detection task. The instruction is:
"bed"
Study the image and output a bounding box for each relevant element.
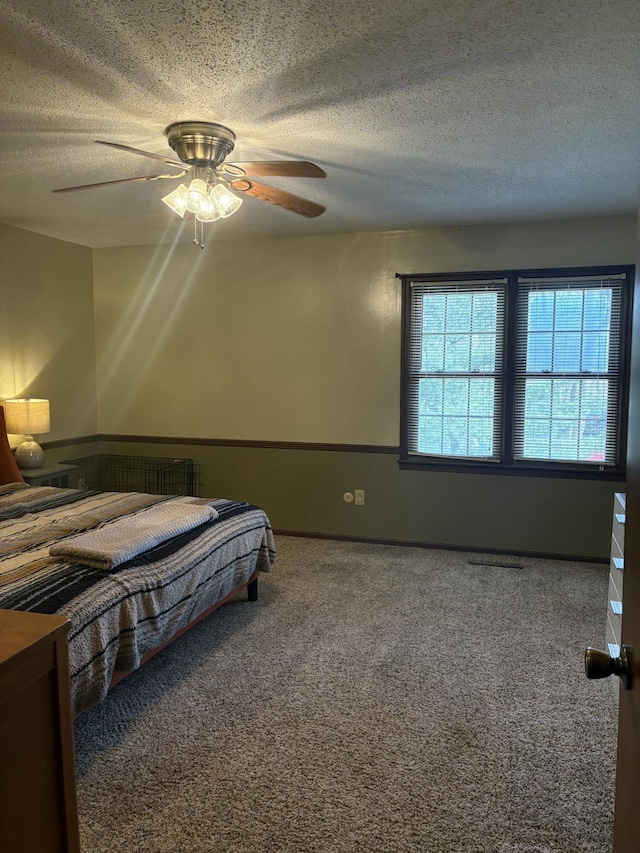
[0,416,275,716]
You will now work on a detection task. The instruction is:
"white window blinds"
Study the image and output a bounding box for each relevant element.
[407,279,507,460]
[514,274,625,466]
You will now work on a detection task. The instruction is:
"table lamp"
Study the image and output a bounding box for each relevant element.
[3,398,51,469]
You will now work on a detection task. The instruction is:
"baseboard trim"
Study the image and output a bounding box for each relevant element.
[272,528,608,564]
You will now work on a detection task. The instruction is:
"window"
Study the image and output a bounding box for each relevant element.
[399,266,633,477]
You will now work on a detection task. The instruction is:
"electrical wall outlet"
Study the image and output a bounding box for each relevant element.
[354,489,365,506]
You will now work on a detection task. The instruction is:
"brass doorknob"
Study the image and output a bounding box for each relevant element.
[585,645,632,690]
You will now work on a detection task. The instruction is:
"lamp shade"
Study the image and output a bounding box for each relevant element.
[4,399,51,436]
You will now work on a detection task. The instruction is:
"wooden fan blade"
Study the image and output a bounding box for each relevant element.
[222,161,326,178]
[95,140,187,169]
[53,173,183,193]
[230,179,325,218]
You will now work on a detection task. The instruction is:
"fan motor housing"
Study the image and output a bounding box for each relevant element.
[165,121,236,167]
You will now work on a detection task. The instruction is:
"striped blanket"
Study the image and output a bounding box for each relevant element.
[0,483,276,715]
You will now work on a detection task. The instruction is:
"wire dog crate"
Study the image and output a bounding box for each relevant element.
[65,454,201,497]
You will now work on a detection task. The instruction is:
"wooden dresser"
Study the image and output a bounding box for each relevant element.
[0,610,80,852]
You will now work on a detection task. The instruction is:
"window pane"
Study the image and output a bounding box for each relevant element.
[418,378,443,415]
[444,333,471,371]
[469,379,495,417]
[554,290,583,331]
[528,291,554,330]
[470,292,498,333]
[443,378,469,414]
[521,377,609,461]
[526,420,551,454]
[583,290,611,331]
[422,294,446,332]
[415,377,495,457]
[422,334,444,371]
[552,332,582,371]
[424,294,474,372]
[421,291,498,373]
[526,288,613,374]
[581,332,609,372]
[552,379,580,421]
[446,293,472,332]
[420,417,444,454]
[444,417,468,455]
[470,333,496,371]
[527,332,553,371]
[472,417,495,456]
[524,379,551,418]
[421,290,499,373]
[550,418,578,460]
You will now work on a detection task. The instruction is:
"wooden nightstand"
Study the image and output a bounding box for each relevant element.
[21,462,78,489]
[0,610,80,852]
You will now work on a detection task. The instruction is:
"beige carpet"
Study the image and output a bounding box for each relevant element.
[74,536,618,852]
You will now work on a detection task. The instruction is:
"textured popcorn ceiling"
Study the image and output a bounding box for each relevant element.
[0,0,639,248]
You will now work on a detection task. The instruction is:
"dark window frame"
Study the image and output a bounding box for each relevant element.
[398,264,634,480]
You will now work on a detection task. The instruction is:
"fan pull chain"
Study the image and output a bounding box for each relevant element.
[192,217,205,249]
[193,217,198,246]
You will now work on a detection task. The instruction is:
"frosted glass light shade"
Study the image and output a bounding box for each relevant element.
[211,183,243,218]
[161,184,189,218]
[4,398,50,469]
[186,178,208,213]
[4,398,50,435]
[195,193,222,222]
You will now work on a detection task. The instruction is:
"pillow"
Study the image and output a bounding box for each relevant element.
[0,406,25,485]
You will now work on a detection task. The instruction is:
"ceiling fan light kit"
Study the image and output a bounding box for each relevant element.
[161,164,245,244]
[53,120,327,249]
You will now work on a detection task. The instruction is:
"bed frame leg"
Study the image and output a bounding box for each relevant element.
[247,577,258,601]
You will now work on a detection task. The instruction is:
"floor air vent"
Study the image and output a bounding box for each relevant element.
[468,560,523,570]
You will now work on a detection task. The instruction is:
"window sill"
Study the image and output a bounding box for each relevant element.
[398,457,626,480]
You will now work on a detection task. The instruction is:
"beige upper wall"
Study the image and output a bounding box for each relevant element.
[93,215,637,445]
[0,222,98,442]
[2,215,632,447]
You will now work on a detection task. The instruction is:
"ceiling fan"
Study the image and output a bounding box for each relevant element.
[53,121,327,246]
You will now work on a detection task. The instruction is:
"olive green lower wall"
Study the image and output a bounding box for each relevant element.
[84,439,617,560]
